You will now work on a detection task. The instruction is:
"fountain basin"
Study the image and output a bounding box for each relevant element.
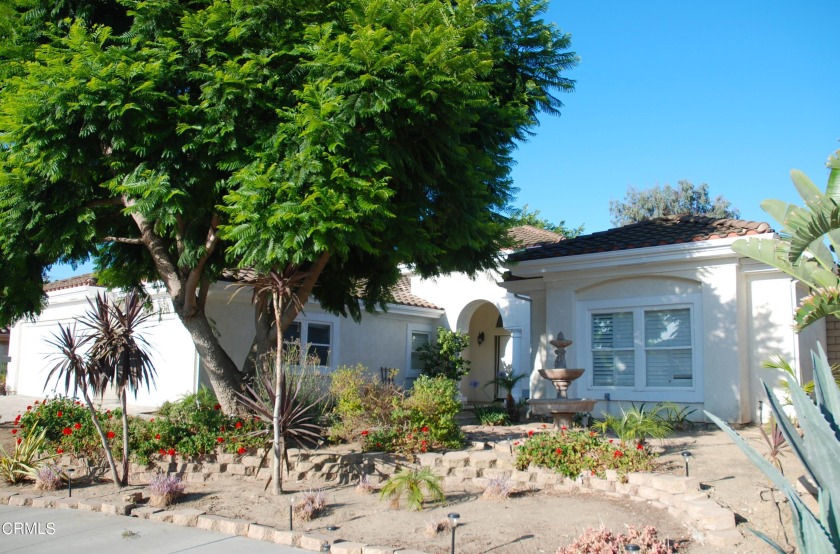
[527,398,597,430]
[538,368,585,398]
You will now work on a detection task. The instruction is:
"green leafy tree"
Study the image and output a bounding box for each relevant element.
[731,150,840,330]
[0,0,577,412]
[609,180,740,227]
[506,204,584,238]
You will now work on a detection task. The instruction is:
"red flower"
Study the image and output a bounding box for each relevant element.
[407,433,413,440]
[11,429,17,435]
[107,431,116,439]
[609,439,614,443]
[527,430,534,437]
[636,443,644,451]
[62,427,72,436]
[513,441,520,446]
[613,450,624,459]
[149,417,154,422]
[159,448,166,455]
[235,421,242,429]
[237,447,246,455]
[73,422,82,430]
[216,437,224,443]
[34,400,39,405]
[376,442,382,448]
[220,426,226,432]
[57,411,63,417]
[167,448,176,456]
[590,470,595,476]
[589,431,596,437]
[561,426,567,431]
[108,414,113,419]
[361,430,369,436]
[421,426,429,433]
[26,406,31,411]
[213,404,221,411]
[421,440,428,447]
[155,434,161,440]
[56,448,64,454]
[16,438,21,445]
[556,447,563,455]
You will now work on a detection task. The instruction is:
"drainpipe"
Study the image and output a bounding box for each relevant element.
[513,293,532,303]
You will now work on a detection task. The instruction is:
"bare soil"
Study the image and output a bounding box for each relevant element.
[0,420,800,553]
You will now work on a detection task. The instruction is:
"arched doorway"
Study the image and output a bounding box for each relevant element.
[458,301,512,404]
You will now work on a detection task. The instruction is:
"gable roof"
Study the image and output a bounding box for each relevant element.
[507,225,565,248]
[508,215,773,262]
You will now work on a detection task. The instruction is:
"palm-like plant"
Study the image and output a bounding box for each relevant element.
[0,428,53,484]
[593,403,672,445]
[46,292,155,488]
[732,149,840,330]
[485,369,527,421]
[379,467,445,511]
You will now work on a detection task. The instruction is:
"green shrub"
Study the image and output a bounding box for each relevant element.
[417,328,470,380]
[399,375,464,449]
[515,429,654,478]
[473,404,510,426]
[328,364,403,443]
[0,428,53,484]
[379,467,445,511]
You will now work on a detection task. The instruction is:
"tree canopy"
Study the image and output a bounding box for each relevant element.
[0,0,578,411]
[609,180,740,227]
[506,204,583,238]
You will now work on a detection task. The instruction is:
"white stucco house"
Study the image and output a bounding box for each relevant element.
[4,226,562,408]
[4,217,823,423]
[502,215,824,425]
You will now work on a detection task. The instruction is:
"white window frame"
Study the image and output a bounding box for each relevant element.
[405,324,434,388]
[576,294,703,403]
[283,314,339,371]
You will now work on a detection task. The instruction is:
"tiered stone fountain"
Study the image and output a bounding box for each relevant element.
[527,333,597,429]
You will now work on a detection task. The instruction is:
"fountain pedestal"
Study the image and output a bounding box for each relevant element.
[526,334,596,429]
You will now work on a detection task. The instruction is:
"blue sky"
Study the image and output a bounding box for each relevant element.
[49,1,839,281]
[511,0,839,234]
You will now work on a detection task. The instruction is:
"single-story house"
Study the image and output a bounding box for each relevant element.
[4,226,561,408]
[5,218,824,423]
[501,215,826,425]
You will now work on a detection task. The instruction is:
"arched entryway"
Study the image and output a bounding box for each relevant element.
[457,301,514,404]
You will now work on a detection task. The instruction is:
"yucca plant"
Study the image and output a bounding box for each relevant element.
[706,343,840,553]
[0,428,52,484]
[379,466,445,511]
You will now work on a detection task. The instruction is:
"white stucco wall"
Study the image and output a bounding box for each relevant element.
[502,237,821,424]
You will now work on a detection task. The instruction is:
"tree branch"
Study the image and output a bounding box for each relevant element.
[102,236,144,245]
[183,213,221,315]
[280,252,331,332]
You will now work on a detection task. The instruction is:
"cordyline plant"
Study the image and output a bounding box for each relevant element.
[46,292,155,488]
[232,267,326,495]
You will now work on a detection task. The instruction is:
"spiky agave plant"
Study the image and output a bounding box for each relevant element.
[707,344,840,553]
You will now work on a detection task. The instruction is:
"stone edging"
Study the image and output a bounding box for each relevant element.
[41,440,742,550]
[0,489,412,554]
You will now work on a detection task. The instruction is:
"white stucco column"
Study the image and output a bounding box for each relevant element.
[529,290,547,399]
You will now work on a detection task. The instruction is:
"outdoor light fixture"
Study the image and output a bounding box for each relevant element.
[320,542,330,552]
[477,332,485,346]
[681,451,692,477]
[289,496,295,531]
[624,545,641,552]
[448,513,460,554]
[67,468,75,498]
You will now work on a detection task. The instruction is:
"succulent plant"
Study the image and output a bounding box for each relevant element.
[706,343,840,553]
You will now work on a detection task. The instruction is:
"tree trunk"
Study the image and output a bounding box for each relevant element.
[120,388,130,486]
[272,293,284,495]
[178,311,246,415]
[82,388,122,491]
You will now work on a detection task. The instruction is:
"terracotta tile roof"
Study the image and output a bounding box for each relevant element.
[507,225,565,248]
[389,276,443,310]
[44,274,99,292]
[508,215,774,262]
[220,269,443,310]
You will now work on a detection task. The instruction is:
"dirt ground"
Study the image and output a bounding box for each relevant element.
[0,419,800,553]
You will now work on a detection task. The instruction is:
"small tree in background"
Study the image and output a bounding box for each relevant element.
[609,180,740,227]
[417,328,470,381]
[506,204,584,238]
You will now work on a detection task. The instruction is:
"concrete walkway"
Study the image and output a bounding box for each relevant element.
[0,505,309,553]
